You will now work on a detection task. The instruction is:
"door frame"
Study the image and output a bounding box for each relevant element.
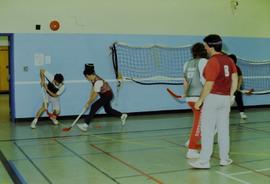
[0,33,15,122]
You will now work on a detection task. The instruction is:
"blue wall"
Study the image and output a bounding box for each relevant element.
[13,33,270,118]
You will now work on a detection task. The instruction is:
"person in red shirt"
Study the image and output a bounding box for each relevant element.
[189,34,238,169]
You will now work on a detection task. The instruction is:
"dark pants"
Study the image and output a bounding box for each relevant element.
[235,91,245,112]
[85,92,122,125]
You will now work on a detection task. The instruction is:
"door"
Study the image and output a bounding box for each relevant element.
[0,46,9,92]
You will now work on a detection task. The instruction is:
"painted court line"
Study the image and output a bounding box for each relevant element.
[240,125,270,134]
[165,138,270,180]
[8,161,28,184]
[55,140,119,184]
[0,126,191,142]
[89,133,188,148]
[230,152,270,157]
[229,167,270,176]
[216,171,251,184]
[0,150,26,184]
[90,144,164,184]
[13,142,53,184]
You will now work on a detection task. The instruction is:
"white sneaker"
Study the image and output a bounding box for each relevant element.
[185,140,190,147]
[220,159,233,166]
[188,160,210,169]
[50,117,59,125]
[121,114,128,126]
[77,123,89,132]
[240,112,247,119]
[186,149,200,159]
[30,119,37,129]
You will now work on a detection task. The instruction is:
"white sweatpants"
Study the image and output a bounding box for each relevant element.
[199,93,231,162]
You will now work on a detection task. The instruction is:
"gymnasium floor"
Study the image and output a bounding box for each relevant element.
[0,94,270,184]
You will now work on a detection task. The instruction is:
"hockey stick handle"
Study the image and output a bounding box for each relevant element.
[41,87,48,110]
[166,88,183,98]
[240,89,254,95]
[70,108,87,128]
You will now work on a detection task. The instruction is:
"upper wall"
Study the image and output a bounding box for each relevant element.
[0,0,270,37]
[2,0,270,118]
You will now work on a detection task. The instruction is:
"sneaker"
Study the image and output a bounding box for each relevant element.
[240,112,247,119]
[30,119,37,129]
[50,117,59,125]
[220,159,233,166]
[121,114,128,126]
[188,160,210,169]
[185,140,190,147]
[77,123,89,132]
[186,149,200,159]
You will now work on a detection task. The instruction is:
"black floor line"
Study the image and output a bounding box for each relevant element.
[165,138,270,178]
[8,161,28,184]
[2,119,269,143]
[0,150,26,184]
[239,124,270,134]
[0,126,192,142]
[14,142,52,184]
[10,144,181,163]
[55,139,120,184]
[0,121,269,183]
[212,154,270,178]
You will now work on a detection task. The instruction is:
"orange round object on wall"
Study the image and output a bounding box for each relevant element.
[50,20,60,31]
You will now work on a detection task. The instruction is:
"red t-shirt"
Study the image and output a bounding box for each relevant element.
[203,54,237,95]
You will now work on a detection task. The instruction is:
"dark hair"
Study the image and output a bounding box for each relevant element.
[192,42,208,59]
[83,63,95,76]
[83,69,95,76]
[203,34,222,52]
[228,54,237,64]
[54,73,64,83]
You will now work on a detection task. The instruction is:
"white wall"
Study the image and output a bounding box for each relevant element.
[0,0,269,37]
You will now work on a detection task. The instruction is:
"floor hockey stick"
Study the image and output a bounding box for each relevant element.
[166,88,183,98]
[240,89,254,95]
[240,88,270,95]
[62,108,86,132]
[41,87,48,110]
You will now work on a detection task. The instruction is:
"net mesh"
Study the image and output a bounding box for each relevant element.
[111,42,270,92]
[112,42,192,85]
[237,58,270,92]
